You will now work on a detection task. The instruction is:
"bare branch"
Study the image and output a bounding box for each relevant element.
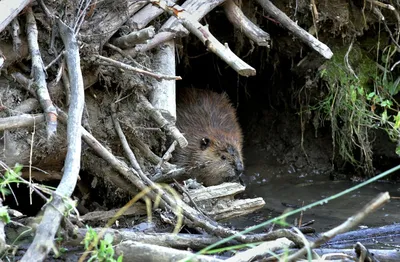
[223,0,270,46]
[255,0,333,59]
[138,94,188,148]
[21,19,85,262]
[94,54,182,81]
[150,0,256,76]
[11,18,22,53]
[0,114,45,131]
[135,0,226,53]
[26,7,58,138]
[112,26,156,48]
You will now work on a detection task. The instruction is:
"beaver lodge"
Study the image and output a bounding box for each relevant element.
[1,0,400,261]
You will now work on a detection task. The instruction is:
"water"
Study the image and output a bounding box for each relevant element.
[231,145,400,233]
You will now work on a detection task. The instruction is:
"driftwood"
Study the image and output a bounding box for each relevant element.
[183,182,265,221]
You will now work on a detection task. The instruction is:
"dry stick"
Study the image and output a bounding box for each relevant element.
[10,98,39,115]
[111,103,144,174]
[127,1,177,30]
[79,1,147,49]
[115,241,224,262]
[69,228,240,250]
[150,0,256,77]
[26,7,58,139]
[157,140,177,169]
[0,114,45,130]
[94,54,182,81]
[21,20,85,262]
[112,26,156,48]
[367,0,395,10]
[133,0,226,53]
[223,0,270,47]
[44,50,65,70]
[0,0,30,33]
[138,94,188,148]
[255,0,333,59]
[150,39,176,122]
[285,192,391,261]
[11,18,21,53]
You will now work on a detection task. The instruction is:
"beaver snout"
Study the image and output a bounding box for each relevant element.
[235,160,244,175]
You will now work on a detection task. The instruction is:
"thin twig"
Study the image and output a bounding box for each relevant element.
[44,50,65,70]
[138,94,188,148]
[111,103,144,174]
[367,0,395,10]
[94,54,182,81]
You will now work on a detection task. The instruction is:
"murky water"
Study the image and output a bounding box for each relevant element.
[231,145,400,233]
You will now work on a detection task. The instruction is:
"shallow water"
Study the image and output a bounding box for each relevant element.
[232,145,400,233]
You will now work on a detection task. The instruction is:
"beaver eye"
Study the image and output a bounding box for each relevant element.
[200,137,210,150]
[221,155,226,160]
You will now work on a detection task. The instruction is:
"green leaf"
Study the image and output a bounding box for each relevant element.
[367,91,375,100]
[394,112,400,129]
[351,88,357,102]
[117,255,123,262]
[396,146,400,156]
[0,207,10,224]
[381,109,388,124]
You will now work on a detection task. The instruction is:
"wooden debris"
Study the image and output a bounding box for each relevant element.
[26,7,58,138]
[149,40,177,122]
[183,182,265,221]
[255,0,333,59]
[151,0,256,76]
[0,114,45,131]
[223,0,270,47]
[80,204,147,222]
[226,238,294,262]
[112,26,156,48]
[0,0,31,33]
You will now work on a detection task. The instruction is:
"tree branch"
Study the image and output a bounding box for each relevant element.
[255,0,333,59]
[21,19,85,262]
[150,0,256,76]
[25,7,58,138]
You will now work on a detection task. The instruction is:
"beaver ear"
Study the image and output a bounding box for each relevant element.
[200,137,211,150]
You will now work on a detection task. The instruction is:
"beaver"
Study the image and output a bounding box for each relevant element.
[174,88,244,186]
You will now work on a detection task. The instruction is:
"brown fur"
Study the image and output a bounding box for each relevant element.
[174,88,244,186]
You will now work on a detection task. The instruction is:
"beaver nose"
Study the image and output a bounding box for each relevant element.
[235,160,244,174]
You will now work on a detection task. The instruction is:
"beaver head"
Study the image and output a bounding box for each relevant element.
[174,88,244,186]
[188,128,244,186]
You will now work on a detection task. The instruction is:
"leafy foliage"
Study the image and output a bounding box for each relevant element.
[315,43,400,174]
[82,226,123,262]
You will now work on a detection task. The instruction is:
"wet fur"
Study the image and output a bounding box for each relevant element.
[174,88,244,186]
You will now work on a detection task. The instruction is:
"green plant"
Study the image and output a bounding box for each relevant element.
[82,226,123,262]
[313,43,400,175]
